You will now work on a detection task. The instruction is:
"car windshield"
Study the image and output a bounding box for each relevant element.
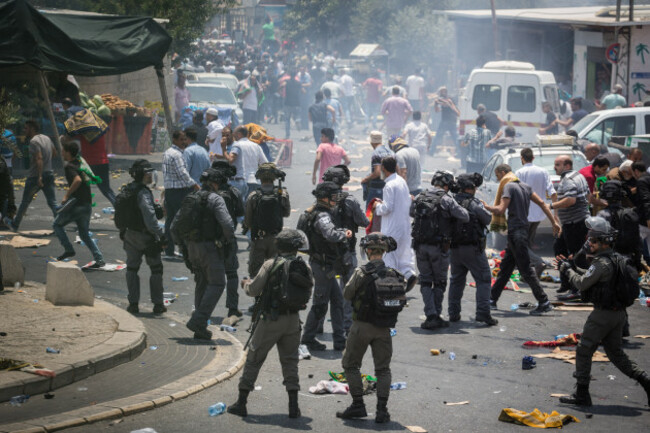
[193,76,237,89]
[570,113,599,135]
[508,152,588,177]
[188,86,236,105]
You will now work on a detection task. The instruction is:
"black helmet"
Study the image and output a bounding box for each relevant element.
[312,181,343,201]
[255,162,286,182]
[275,229,309,252]
[599,180,624,203]
[359,232,397,252]
[431,170,455,187]
[129,159,154,181]
[200,168,227,185]
[585,216,616,244]
[211,160,237,179]
[322,164,350,186]
[456,172,483,190]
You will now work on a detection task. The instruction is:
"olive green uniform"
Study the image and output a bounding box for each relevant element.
[342,259,393,400]
[566,249,645,385]
[238,254,308,392]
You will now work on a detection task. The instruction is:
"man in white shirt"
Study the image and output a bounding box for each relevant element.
[205,108,225,157]
[390,137,422,196]
[237,72,261,124]
[405,69,425,111]
[402,111,432,159]
[515,147,556,275]
[373,156,416,281]
[338,69,355,125]
[226,125,268,201]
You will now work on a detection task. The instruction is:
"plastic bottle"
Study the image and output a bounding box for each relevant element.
[10,395,29,406]
[102,207,115,214]
[449,352,456,360]
[389,328,397,337]
[510,303,519,312]
[14,281,21,290]
[554,334,569,340]
[208,402,226,416]
[220,325,236,332]
[389,382,407,390]
[46,347,60,354]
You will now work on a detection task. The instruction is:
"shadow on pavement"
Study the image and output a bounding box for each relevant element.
[170,337,233,346]
[567,403,645,418]
[243,413,314,430]
[342,418,406,430]
[409,326,469,336]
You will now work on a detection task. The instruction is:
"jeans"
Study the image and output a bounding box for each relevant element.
[53,202,103,262]
[90,164,117,206]
[431,120,458,155]
[243,108,257,125]
[490,227,548,304]
[229,178,247,226]
[164,187,194,255]
[554,220,588,292]
[312,125,327,146]
[341,96,353,124]
[284,105,301,138]
[364,102,380,130]
[363,180,385,208]
[14,172,58,228]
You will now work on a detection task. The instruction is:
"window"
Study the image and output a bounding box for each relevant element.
[472,85,501,111]
[543,85,560,113]
[484,155,502,182]
[507,86,536,112]
[586,116,635,144]
[645,115,650,134]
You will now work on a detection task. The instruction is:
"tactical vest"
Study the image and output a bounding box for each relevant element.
[352,261,406,328]
[114,182,146,232]
[262,255,313,318]
[299,204,340,264]
[451,193,486,247]
[334,195,360,251]
[217,185,244,225]
[250,187,284,239]
[411,189,451,246]
[582,255,619,309]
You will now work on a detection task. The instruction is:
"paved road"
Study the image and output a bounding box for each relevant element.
[7,120,650,432]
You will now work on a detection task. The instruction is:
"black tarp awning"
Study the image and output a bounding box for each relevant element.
[0,0,172,76]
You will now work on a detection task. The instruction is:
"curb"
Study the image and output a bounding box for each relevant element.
[0,293,146,404]
[1,318,246,433]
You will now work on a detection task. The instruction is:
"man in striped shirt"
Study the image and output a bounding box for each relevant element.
[462,115,492,174]
[162,130,199,258]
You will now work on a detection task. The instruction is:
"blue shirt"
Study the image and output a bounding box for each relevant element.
[183,142,211,184]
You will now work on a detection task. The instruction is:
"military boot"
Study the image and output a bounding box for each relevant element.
[288,390,301,418]
[375,397,390,423]
[336,396,367,419]
[559,384,592,406]
[637,372,650,406]
[227,389,250,417]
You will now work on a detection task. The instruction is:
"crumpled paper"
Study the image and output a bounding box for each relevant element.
[308,380,349,395]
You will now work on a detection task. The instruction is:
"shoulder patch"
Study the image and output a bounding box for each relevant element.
[585,265,596,278]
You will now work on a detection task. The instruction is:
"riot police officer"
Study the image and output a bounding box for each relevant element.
[411,170,469,330]
[559,217,650,407]
[337,233,405,424]
[212,160,245,317]
[228,229,312,419]
[322,164,369,332]
[120,159,166,315]
[245,162,291,277]
[447,173,498,326]
[298,181,352,351]
[174,168,235,340]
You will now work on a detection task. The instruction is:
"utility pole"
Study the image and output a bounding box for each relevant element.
[490,0,501,59]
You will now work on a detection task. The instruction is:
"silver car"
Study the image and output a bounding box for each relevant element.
[185,72,239,93]
[186,82,243,124]
[475,145,588,246]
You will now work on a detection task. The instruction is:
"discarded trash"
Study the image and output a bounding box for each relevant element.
[607,375,616,380]
[555,334,569,340]
[220,325,236,332]
[390,328,397,337]
[44,393,54,399]
[444,401,469,406]
[46,347,60,354]
[131,429,158,433]
[109,418,124,426]
[498,408,580,428]
[298,344,311,360]
[169,323,177,327]
[430,349,440,356]
[254,385,262,391]
[77,387,88,392]
[102,207,115,214]
[33,299,38,303]
[14,282,20,290]
[550,393,570,398]
[522,356,536,370]
[472,354,478,359]
[149,346,158,350]
[406,426,427,433]
[208,402,226,416]
[207,320,211,326]
[171,276,188,281]
[510,303,519,312]
[10,395,29,406]
[499,326,507,332]
[390,382,407,390]
[308,374,314,379]
[309,380,349,394]
[449,352,456,360]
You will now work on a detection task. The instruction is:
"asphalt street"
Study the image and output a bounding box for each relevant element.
[8,120,650,433]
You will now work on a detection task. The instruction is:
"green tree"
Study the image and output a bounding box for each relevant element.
[632,82,647,101]
[29,0,236,56]
[281,0,356,47]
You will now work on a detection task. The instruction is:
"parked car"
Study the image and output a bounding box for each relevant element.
[186,83,243,124]
[475,144,588,247]
[569,106,650,146]
[185,72,239,93]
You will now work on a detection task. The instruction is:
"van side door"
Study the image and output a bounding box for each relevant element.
[505,73,539,142]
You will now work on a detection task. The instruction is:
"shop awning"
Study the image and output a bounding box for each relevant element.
[349,44,389,57]
[0,0,172,76]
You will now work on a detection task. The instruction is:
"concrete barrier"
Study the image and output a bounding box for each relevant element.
[0,241,25,286]
[46,262,94,306]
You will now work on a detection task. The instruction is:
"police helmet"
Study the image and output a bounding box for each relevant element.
[200,168,226,185]
[599,180,624,203]
[359,232,397,253]
[129,159,154,181]
[431,170,455,188]
[255,162,286,182]
[312,181,343,201]
[585,216,617,244]
[275,228,309,252]
[456,172,483,190]
[211,160,237,179]
[322,164,351,186]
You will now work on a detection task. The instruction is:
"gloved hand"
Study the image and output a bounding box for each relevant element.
[559,260,572,276]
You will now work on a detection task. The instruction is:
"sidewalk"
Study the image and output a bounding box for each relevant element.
[0,283,245,433]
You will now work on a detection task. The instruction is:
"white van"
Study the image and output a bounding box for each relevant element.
[569,107,650,145]
[458,61,560,143]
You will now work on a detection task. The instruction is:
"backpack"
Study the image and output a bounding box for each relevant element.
[217,186,244,224]
[411,189,448,246]
[607,253,640,308]
[267,255,314,312]
[355,263,406,327]
[171,190,221,244]
[250,189,284,238]
[451,195,486,247]
[114,183,144,231]
[611,207,640,254]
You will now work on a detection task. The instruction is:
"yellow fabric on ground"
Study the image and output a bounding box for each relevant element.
[499,408,580,428]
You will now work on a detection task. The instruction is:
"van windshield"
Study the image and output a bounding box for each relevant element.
[571,113,599,135]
